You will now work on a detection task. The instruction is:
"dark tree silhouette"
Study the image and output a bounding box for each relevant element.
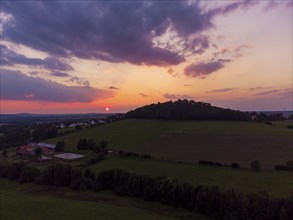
[126,99,249,121]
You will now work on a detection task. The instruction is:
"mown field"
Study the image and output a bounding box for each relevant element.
[47,119,293,168]
[89,157,293,198]
[0,179,212,220]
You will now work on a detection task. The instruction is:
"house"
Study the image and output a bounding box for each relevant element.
[16,145,34,155]
[37,142,56,150]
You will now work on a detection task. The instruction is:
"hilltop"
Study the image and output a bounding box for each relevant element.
[126,99,249,121]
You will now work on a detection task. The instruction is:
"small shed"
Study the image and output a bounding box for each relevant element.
[37,143,56,150]
[54,153,84,160]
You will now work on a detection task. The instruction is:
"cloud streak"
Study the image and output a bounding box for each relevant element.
[1,70,114,103]
[164,93,194,100]
[184,60,225,78]
[206,88,236,93]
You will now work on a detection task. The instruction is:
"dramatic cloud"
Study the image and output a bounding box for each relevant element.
[0,44,73,71]
[67,77,90,86]
[164,93,194,100]
[1,1,235,66]
[50,72,71,77]
[206,88,235,93]
[1,70,113,103]
[184,60,225,78]
[108,86,119,90]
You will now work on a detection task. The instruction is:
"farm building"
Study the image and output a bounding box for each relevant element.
[55,153,84,160]
[37,143,56,150]
[16,145,34,155]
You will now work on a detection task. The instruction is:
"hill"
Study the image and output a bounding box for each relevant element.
[126,99,249,120]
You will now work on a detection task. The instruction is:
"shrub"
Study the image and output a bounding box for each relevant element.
[231,163,240,168]
[286,160,293,171]
[55,141,66,152]
[274,165,287,171]
[19,166,40,183]
[250,160,261,171]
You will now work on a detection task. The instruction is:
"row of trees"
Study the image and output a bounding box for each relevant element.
[118,150,151,159]
[126,99,249,121]
[0,163,292,220]
[275,161,293,171]
[32,125,58,142]
[198,160,240,168]
[0,125,30,149]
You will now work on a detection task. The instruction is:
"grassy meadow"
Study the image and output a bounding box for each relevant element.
[89,156,293,198]
[0,179,212,220]
[47,119,293,168]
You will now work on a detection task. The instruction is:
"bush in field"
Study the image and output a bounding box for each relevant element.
[55,141,66,152]
[274,165,287,171]
[251,160,261,171]
[286,160,293,171]
[34,147,43,158]
[231,162,240,168]
[19,166,40,183]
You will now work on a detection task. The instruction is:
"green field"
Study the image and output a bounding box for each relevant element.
[47,119,293,168]
[0,179,211,220]
[89,156,293,198]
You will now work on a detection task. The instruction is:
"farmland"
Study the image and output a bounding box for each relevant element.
[89,157,293,198]
[47,119,293,168]
[0,179,212,220]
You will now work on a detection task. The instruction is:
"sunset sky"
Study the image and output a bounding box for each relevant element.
[0,0,292,114]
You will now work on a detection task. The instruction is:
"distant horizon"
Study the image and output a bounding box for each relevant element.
[1,100,292,116]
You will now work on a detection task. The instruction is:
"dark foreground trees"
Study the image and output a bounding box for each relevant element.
[0,162,292,220]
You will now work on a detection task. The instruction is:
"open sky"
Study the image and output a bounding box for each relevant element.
[0,0,292,114]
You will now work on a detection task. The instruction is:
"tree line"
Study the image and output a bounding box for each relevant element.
[126,99,249,121]
[0,162,292,220]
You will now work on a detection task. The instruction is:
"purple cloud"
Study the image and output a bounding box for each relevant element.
[0,1,217,66]
[184,60,225,78]
[0,70,114,103]
[50,72,71,77]
[206,88,235,93]
[0,44,73,71]
[286,1,293,7]
[255,88,291,96]
[164,93,194,100]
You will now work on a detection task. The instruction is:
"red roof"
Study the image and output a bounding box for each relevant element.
[16,145,34,155]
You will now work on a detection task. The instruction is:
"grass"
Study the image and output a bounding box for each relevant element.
[48,119,293,149]
[89,156,293,198]
[0,179,212,220]
[47,119,293,168]
[273,120,293,128]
